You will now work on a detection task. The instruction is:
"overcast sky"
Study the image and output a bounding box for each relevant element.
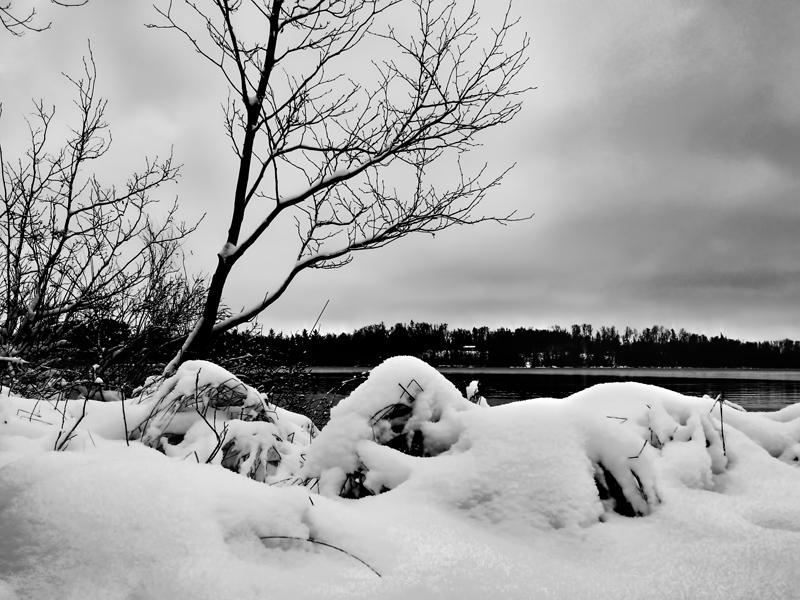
[2,1,799,342]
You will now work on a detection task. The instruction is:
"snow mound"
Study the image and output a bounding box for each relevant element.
[126,361,318,483]
[0,446,380,600]
[4,357,800,598]
[304,359,800,531]
[301,356,480,496]
[130,360,272,444]
[0,361,318,485]
[465,379,488,406]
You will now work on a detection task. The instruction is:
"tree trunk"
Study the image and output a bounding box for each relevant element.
[165,257,232,372]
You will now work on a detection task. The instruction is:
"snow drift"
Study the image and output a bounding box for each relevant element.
[2,356,800,599]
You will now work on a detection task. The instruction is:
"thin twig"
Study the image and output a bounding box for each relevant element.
[120,398,130,446]
[28,397,43,422]
[628,439,647,460]
[14,409,51,425]
[258,535,381,578]
[310,299,329,333]
[630,470,648,503]
[717,394,726,456]
[206,422,230,463]
[55,396,89,451]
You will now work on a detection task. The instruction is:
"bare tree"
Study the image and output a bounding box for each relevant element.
[0,49,197,367]
[153,0,531,372]
[1,0,88,36]
[90,242,210,383]
[123,242,208,347]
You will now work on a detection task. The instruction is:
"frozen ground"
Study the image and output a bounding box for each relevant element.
[1,356,800,599]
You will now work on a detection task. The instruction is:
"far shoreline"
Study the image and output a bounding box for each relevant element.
[307,365,800,381]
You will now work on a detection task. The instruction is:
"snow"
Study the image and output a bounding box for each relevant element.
[465,379,489,406]
[300,356,478,496]
[218,241,238,260]
[2,356,800,599]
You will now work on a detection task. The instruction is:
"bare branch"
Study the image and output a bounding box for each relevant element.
[1,46,200,367]
[159,0,531,366]
[1,0,88,36]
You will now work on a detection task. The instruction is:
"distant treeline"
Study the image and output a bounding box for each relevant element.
[212,322,800,369]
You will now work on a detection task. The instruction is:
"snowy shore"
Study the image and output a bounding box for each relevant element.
[2,356,800,599]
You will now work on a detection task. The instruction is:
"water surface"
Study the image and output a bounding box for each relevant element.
[308,367,800,412]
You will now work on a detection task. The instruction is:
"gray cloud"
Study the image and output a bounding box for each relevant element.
[646,268,800,294]
[2,0,799,342]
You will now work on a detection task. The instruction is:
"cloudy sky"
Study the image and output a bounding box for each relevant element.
[2,0,799,342]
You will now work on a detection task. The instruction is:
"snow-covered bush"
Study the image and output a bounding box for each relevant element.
[303,357,800,529]
[465,379,489,406]
[4,356,800,598]
[129,361,270,444]
[123,360,317,483]
[301,357,481,497]
[0,360,318,484]
[4,355,800,525]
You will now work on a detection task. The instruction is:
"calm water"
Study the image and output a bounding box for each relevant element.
[307,367,800,412]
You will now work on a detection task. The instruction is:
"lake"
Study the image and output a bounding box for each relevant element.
[306,366,800,412]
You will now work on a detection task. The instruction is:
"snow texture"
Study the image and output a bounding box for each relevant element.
[218,241,238,259]
[465,379,489,406]
[300,356,479,497]
[2,356,800,599]
[465,379,479,400]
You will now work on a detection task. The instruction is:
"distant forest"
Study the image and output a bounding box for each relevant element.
[212,323,800,369]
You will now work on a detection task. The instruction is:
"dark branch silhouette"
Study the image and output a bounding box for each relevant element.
[149,0,532,372]
[1,0,88,36]
[1,47,199,370]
